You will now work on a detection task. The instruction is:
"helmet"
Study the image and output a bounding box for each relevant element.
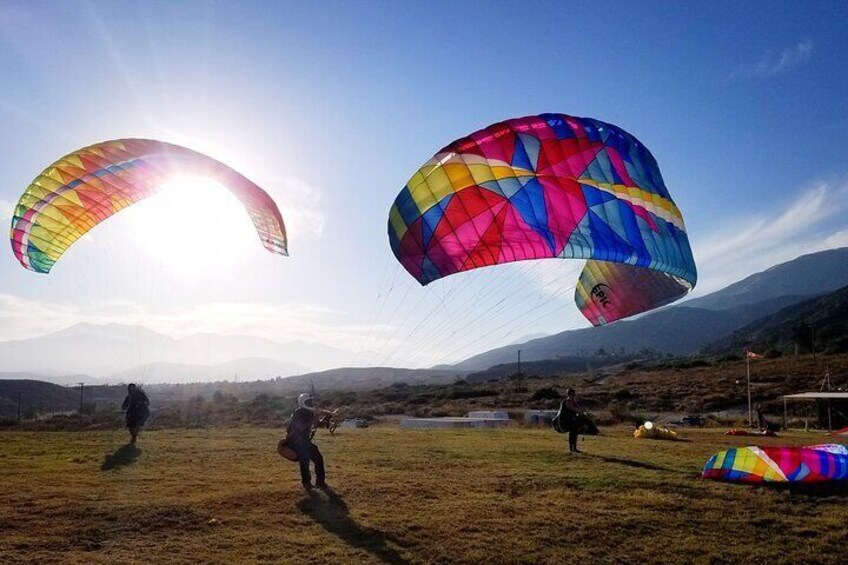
[297,393,315,410]
[566,388,575,397]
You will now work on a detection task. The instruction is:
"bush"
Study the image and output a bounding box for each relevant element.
[529,387,560,401]
[446,388,498,400]
[612,388,636,401]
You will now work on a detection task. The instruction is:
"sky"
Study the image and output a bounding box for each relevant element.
[1,1,848,370]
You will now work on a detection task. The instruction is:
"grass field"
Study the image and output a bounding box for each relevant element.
[1,426,846,564]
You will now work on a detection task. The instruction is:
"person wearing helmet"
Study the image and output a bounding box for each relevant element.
[286,393,327,490]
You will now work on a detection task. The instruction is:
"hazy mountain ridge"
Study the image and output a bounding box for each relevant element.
[684,247,848,311]
[0,379,128,418]
[706,284,848,355]
[111,357,307,384]
[0,324,372,378]
[2,248,847,385]
[453,248,848,370]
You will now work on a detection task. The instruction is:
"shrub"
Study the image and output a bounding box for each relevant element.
[529,387,560,401]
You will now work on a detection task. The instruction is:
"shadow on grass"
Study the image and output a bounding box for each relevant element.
[585,453,679,474]
[297,487,407,564]
[101,444,141,471]
[778,482,848,498]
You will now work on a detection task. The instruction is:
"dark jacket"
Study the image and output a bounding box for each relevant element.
[122,389,149,428]
[287,407,315,444]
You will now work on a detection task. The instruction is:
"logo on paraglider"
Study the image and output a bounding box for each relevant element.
[590,284,613,308]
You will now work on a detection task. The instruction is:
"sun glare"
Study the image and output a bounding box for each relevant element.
[123,175,257,276]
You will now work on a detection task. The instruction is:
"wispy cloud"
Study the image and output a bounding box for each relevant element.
[266,176,326,239]
[0,198,12,222]
[730,41,813,79]
[692,178,848,294]
[0,295,392,354]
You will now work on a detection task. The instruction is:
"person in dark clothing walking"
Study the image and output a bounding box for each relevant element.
[287,393,328,490]
[121,383,149,445]
[561,388,583,453]
[755,403,767,431]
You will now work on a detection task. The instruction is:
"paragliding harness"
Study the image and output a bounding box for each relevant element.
[552,401,599,436]
[123,387,150,430]
[316,412,339,434]
[277,408,338,462]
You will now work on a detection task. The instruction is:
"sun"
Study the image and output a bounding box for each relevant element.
[122,175,258,276]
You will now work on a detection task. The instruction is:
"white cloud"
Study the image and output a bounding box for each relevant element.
[692,179,848,294]
[0,294,80,341]
[731,41,813,79]
[265,176,326,239]
[0,198,12,222]
[0,294,393,355]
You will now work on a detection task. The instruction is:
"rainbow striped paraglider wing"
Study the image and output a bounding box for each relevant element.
[701,444,848,483]
[388,114,696,326]
[11,139,287,273]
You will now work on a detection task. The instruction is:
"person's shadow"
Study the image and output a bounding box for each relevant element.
[297,488,407,564]
[585,453,679,474]
[100,443,141,471]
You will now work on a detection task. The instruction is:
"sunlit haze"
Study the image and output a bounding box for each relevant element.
[2,1,848,378]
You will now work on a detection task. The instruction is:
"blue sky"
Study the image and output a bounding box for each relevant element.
[1,1,847,369]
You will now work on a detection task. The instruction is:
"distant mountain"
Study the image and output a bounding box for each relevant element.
[270,366,463,393]
[0,323,372,379]
[0,379,127,418]
[453,248,848,370]
[707,285,848,355]
[0,371,101,386]
[112,357,306,384]
[685,247,848,311]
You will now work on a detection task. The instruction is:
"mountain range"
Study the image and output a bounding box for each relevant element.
[2,247,846,385]
[453,247,848,370]
[0,323,372,380]
[708,284,848,355]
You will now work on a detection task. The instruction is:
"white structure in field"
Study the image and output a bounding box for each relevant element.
[400,416,512,430]
[342,418,368,428]
[467,411,509,420]
[524,410,559,426]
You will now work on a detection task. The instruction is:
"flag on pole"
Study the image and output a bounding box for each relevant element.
[746,350,764,359]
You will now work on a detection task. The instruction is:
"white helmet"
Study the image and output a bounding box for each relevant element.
[297,393,315,410]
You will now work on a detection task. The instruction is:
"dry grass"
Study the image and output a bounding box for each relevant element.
[0,426,846,564]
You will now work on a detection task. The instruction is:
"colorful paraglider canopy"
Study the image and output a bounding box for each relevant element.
[388,114,696,326]
[10,139,287,273]
[701,444,848,483]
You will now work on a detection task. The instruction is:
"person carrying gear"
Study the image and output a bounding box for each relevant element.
[121,383,150,445]
[287,393,329,491]
[561,388,583,453]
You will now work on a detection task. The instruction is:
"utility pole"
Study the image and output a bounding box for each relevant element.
[517,349,522,378]
[746,355,752,428]
[823,367,832,432]
[78,382,84,415]
[811,326,817,370]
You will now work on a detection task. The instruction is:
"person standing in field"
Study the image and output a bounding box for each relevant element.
[287,393,328,491]
[121,383,150,445]
[561,388,583,453]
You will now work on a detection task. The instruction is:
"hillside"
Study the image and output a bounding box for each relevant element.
[708,285,848,355]
[686,247,848,311]
[151,367,464,403]
[454,248,848,370]
[0,379,127,419]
